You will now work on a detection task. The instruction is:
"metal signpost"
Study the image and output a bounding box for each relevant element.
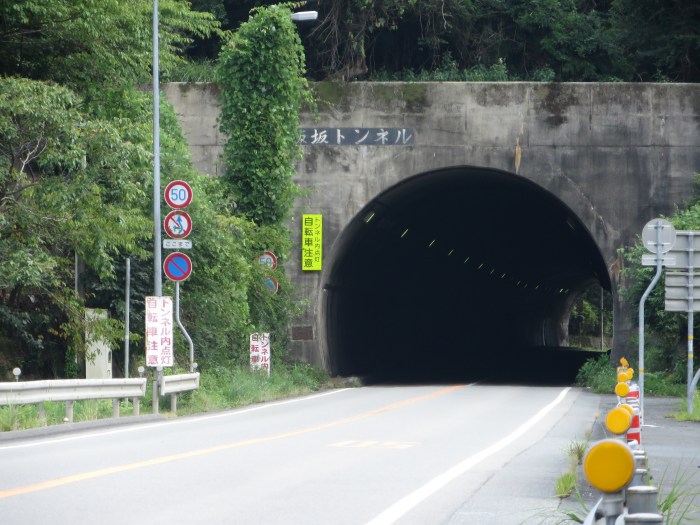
[640,222,700,415]
[163,181,195,373]
[662,231,700,414]
[639,218,676,421]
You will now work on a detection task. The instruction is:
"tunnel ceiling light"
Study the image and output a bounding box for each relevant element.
[566,217,576,231]
[501,273,506,279]
[448,249,454,256]
[478,263,484,270]
[463,257,470,264]
[429,239,436,247]
[364,212,375,223]
[490,268,495,275]
[401,228,409,238]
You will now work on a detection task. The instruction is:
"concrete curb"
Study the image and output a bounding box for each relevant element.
[0,414,166,443]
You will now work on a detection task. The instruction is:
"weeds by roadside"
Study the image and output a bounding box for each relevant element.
[657,466,700,524]
[0,361,335,432]
[554,438,589,499]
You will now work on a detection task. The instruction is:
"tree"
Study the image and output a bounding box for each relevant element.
[0,0,220,91]
[0,78,152,375]
[608,0,700,82]
[216,5,309,352]
[217,5,310,226]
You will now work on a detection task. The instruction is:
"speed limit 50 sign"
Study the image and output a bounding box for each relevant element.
[164,180,193,209]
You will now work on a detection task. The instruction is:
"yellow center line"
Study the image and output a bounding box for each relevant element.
[0,385,465,499]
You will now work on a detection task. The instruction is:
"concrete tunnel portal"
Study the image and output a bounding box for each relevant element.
[320,166,612,384]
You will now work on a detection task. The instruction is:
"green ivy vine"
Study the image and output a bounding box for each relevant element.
[217,4,311,227]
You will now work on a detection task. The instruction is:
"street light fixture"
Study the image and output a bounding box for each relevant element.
[290,11,318,22]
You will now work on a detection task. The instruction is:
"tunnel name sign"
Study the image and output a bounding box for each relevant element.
[299,128,414,146]
[302,214,322,271]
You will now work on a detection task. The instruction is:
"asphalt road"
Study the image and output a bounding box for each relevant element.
[0,385,603,525]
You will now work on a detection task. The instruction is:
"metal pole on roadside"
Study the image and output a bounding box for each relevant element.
[687,233,695,414]
[152,0,164,405]
[175,282,195,372]
[688,309,694,414]
[152,0,162,298]
[125,258,130,379]
[639,221,664,422]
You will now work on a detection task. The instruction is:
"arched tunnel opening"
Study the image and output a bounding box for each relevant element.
[321,166,612,385]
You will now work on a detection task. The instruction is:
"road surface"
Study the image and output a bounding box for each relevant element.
[0,384,602,524]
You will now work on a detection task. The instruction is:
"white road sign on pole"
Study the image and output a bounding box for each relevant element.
[145,296,174,367]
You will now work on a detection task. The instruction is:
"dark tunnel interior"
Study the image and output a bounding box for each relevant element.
[321,166,612,385]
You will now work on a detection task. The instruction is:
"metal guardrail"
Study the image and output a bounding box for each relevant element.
[158,373,200,414]
[0,378,147,422]
[160,373,199,395]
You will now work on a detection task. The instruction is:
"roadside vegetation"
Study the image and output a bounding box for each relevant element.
[0,362,335,432]
[180,0,699,83]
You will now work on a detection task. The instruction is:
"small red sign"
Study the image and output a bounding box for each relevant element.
[164,210,192,239]
[263,276,279,294]
[257,251,278,270]
[163,252,192,282]
[164,180,193,209]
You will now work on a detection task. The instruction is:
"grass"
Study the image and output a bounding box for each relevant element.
[577,354,688,398]
[673,395,700,422]
[0,361,335,432]
[553,438,590,500]
[657,467,700,524]
[555,470,578,498]
[163,59,218,83]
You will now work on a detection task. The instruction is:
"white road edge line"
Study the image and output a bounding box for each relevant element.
[365,386,572,525]
[0,388,351,450]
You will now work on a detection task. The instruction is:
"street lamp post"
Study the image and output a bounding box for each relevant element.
[152,8,315,298]
[153,0,162,297]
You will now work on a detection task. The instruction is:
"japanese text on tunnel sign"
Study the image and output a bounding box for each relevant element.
[145,296,174,367]
[299,128,414,146]
[302,214,322,271]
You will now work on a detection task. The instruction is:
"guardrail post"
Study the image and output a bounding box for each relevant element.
[632,468,648,486]
[112,398,120,418]
[65,400,74,423]
[170,393,177,414]
[600,492,625,524]
[133,396,140,416]
[152,371,160,415]
[627,486,659,514]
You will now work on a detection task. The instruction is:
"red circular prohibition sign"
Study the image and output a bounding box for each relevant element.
[164,210,192,239]
[163,252,192,282]
[164,180,193,209]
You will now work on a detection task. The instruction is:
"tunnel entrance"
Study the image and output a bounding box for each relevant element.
[321,166,612,384]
